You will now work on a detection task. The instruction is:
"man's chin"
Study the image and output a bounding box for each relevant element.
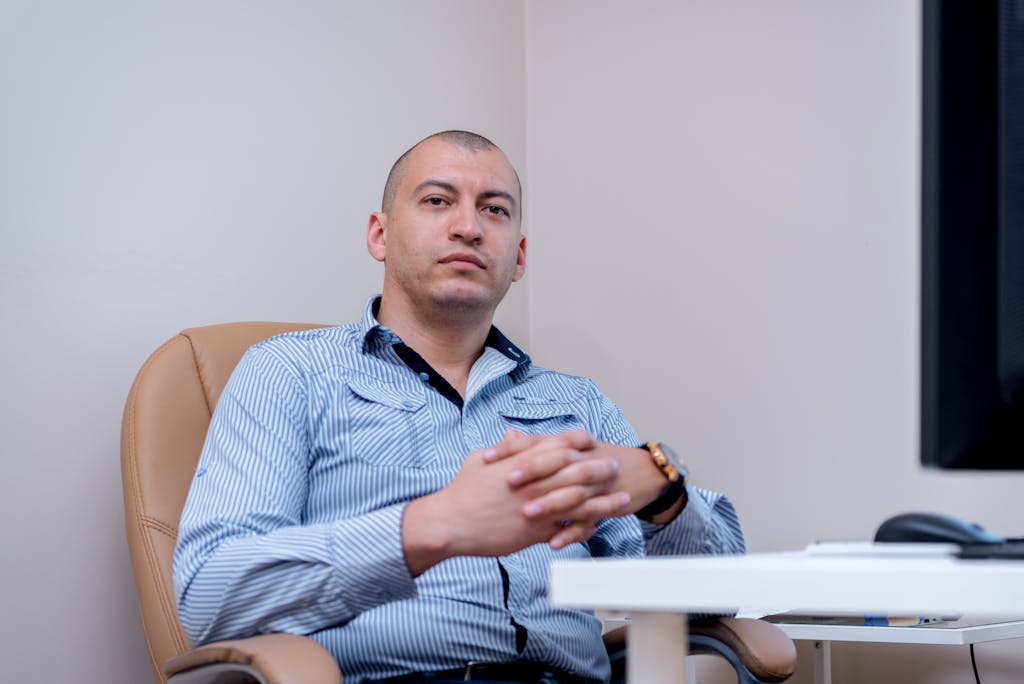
[434,294,493,313]
[429,286,506,316]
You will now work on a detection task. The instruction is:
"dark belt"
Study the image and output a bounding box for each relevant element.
[367,661,595,684]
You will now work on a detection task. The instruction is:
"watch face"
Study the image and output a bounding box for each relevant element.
[659,443,688,479]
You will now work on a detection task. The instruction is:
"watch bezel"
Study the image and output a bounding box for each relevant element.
[644,441,688,483]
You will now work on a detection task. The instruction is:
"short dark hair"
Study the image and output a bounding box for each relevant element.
[381,130,521,212]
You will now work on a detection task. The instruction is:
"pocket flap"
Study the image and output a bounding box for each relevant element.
[497,395,576,421]
[344,372,426,411]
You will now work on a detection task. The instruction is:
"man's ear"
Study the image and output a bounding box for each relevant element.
[367,212,387,263]
[512,235,527,282]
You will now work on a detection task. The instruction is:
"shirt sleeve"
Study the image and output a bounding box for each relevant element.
[639,485,746,555]
[584,380,746,558]
[172,345,418,645]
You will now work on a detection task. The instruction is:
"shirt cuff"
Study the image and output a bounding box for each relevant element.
[639,485,711,549]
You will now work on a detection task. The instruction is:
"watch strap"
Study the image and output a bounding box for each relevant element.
[641,441,686,482]
[635,442,689,521]
[635,475,687,520]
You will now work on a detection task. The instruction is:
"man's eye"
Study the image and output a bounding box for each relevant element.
[425,197,448,206]
[484,205,510,217]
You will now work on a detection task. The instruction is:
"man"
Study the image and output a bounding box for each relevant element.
[174,130,744,684]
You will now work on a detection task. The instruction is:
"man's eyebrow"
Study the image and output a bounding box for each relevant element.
[480,190,517,211]
[412,180,518,212]
[413,179,458,197]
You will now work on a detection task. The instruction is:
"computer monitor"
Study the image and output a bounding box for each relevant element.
[921,0,1024,469]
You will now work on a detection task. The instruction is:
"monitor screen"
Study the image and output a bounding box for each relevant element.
[921,0,1024,469]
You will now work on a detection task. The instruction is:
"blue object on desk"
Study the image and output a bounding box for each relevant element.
[863,615,948,627]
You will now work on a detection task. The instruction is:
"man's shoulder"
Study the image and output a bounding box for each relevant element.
[520,364,600,395]
[244,323,363,371]
[252,323,355,348]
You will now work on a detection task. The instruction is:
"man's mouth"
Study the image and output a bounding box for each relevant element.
[439,252,486,269]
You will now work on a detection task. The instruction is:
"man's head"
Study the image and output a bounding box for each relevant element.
[367,131,526,326]
[381,130,522,214]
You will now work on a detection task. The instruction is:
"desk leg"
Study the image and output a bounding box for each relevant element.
[627,612,688,683]
[812,640,832,684]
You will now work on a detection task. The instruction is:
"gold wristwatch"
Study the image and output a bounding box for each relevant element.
[635,441,689,521]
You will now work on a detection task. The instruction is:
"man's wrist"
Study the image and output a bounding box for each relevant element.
[401,494,454,576]
[634,442,689,522]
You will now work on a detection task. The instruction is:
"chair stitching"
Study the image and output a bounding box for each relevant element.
[126,336,184,528]
[124,334,194,671]
[141,519,190,653]
[143,515,178,538]
[130,387,169,679]
[183,332,215,418]
[124,365,166,682]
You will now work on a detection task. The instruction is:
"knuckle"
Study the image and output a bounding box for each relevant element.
[559,488,585,509]
[581,461,612,483]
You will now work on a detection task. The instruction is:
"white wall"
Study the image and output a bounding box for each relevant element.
[525,1,1024,682]
[0,2,525,681]
[5,1,1024,683]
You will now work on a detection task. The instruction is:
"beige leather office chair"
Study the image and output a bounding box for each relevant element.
[121,323,796,684]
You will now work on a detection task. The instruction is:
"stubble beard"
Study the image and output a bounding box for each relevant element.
[426,276,512,326]
[390,263,515,329]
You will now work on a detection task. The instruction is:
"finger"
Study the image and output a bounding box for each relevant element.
[489,429,596,465]
[523,484,597,518]
[481,429,537,463]
[569,490,633,521]
[504,433,602,487]
[524,485,632,520]
[555,430,598,451]
[549,522,600,551]
[517,455,621,496]
[507,442,591,486]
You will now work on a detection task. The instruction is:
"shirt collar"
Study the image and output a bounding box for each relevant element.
[359,295,531,367]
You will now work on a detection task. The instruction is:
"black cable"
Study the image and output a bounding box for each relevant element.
[970,643,981,684]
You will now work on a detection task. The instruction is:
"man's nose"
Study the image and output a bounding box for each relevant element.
[449,204,483,242]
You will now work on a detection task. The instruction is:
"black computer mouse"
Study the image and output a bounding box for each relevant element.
[874,512,1005,545]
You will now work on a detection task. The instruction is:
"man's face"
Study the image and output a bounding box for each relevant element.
[367,138,526,317]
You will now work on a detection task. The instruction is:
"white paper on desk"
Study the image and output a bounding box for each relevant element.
[804,541,959,558]
[736,607,793,620]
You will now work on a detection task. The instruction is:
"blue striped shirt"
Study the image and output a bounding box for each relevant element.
[173,297,744,683]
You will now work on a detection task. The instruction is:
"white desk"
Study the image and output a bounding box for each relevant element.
[772,619,1024,684]
[549,552,1024,683]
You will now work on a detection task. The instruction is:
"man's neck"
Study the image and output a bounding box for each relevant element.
[376,295,494,398]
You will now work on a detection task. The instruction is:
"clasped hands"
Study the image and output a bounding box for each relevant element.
[402,429,673,576]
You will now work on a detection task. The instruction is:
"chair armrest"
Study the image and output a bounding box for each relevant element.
[603,617,796,683]
[690,617,796,683]
[165,633,342,684]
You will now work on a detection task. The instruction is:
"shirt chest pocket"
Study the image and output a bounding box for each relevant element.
[343,375,433,468]
[497,396,587,436]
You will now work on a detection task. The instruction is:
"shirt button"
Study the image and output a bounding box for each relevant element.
[402,400,417,409]
[418,372,430,382]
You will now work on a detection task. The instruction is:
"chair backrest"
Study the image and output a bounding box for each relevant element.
[120,322,326,683]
